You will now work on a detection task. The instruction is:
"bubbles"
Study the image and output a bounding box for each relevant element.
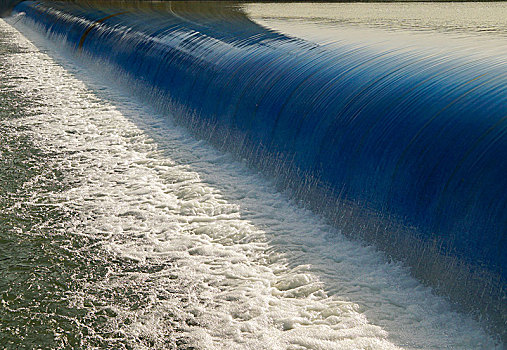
[2,15,502,349]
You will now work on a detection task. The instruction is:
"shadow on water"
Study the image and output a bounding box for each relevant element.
[6,0,507,344]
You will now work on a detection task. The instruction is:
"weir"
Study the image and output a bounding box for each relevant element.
[7,0,507,341]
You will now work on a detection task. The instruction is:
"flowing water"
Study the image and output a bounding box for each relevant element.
[0,2,505,349]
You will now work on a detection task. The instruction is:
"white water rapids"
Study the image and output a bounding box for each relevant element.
[1,17,500,349]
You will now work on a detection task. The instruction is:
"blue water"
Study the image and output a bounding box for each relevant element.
[5,0,507,343]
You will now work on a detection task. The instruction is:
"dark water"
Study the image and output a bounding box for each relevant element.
[0,24,188,349]
[0,31,84,348]
[0,26,114,349]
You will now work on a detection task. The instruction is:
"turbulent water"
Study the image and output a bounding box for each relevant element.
[0,3,504,350]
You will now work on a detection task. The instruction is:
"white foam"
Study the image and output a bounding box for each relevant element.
[2,17,501,349]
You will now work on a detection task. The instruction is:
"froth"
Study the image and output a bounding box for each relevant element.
[2,17,501,349]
